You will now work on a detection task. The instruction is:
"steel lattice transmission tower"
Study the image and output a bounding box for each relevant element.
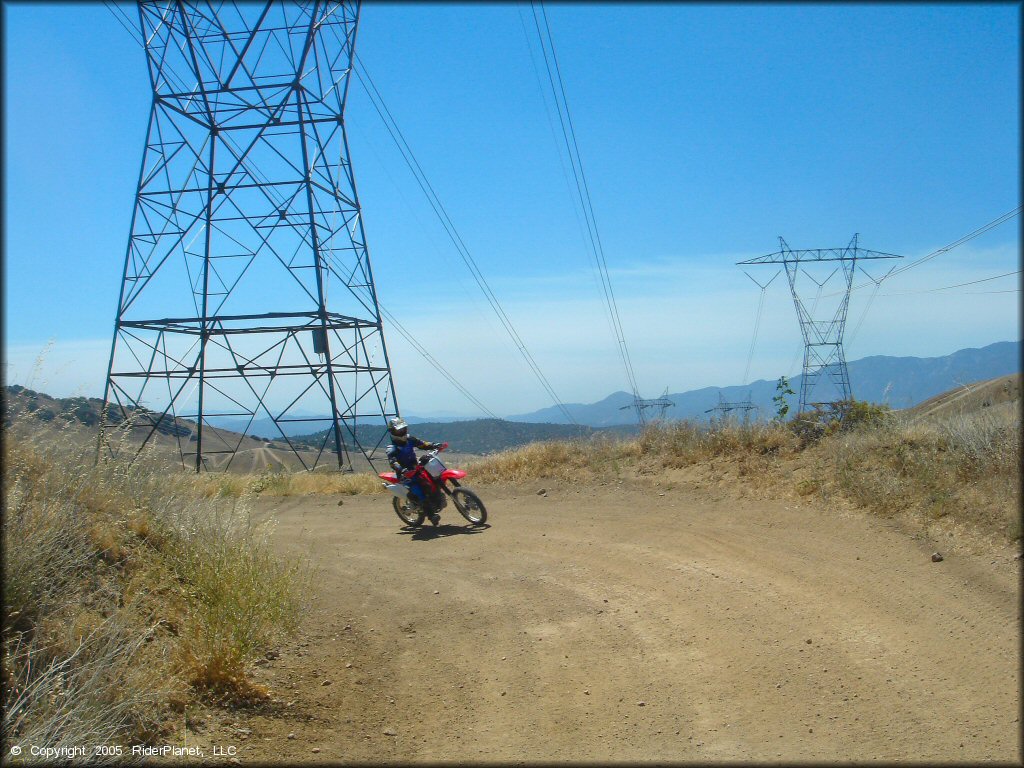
[705,392,758,425]
[737,235,901,418]
[619,388,675,425]
[100,0,399,472]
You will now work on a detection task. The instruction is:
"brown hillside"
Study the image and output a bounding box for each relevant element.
[904,373,1020,420]
[2,386,366,474]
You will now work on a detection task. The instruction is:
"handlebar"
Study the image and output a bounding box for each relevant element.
[417,443,449,465]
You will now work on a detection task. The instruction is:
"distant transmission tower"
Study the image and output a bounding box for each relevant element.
[705,391,758,425]
[737,235,902,418]
[100,1,399,472]
[619,388,675,425]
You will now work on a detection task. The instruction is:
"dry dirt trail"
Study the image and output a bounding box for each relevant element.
[187,476,1020,763]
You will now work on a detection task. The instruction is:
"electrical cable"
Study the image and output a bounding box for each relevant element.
[103,1,143,46]
[353,55,579,426]
[516,3,622,355]
[529,0,644,409]
[845,264,898,348]
[879,269,1021,295]
[741,271,778,386]
[959,289,1021,295]
[370,298,501,420]
[347,121,496,327]
[336,269,501,421]
[847,279,883,347]
[515,3,595,273]
[888,208,1021,279]
[849,267,1019,344]
[743,289,767,387]
[822,207,1022,298]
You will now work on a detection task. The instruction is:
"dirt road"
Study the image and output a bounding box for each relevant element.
[187,474,1020,763]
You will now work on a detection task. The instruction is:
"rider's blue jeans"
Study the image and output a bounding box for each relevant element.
[403,477,425,501]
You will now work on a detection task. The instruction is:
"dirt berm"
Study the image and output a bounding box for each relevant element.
[183,472,1020,763]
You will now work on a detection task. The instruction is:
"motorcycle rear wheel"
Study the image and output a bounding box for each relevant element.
[393,497,425,527]
[452,488,487,525]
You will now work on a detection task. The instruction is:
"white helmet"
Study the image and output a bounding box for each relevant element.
[388,416,409,442]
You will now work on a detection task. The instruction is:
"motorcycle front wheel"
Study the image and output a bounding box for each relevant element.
[452,488,487,525]
[393,497,425,527]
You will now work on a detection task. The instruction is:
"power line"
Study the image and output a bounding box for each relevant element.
[103,1,143,46]
[823,206,1022,298]
[516,2,621,355]
[516,1,621,354]
[528,0,643,407]
[877,269,1021,296]
[515,4,595,264]
[742,271,779,386]
[352,55,579,426]
[847,267,1020,346]
[372,299,500,420]
[847,264,898,347]
[888,207,1021,280]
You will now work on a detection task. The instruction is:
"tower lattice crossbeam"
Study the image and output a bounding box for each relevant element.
[100,0,399,472]
[738,234,902,418]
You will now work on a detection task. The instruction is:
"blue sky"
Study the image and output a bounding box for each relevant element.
[3,2,1020,417]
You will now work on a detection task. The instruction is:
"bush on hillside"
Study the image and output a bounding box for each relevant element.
[819,405,1020,537]
[789,399,893,446]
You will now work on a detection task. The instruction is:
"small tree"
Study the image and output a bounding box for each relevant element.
[773,376,795,421]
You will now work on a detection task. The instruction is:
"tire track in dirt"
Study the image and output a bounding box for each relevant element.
[185,480,1020,763]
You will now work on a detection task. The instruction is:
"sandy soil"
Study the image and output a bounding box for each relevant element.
[180,472,1021,763]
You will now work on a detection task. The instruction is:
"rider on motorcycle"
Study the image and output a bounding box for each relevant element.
[386,416,447,508]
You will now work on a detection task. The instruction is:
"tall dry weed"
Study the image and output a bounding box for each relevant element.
[3,616,171,751]
[468,435,637,483]
[182,465,385,499]
[815,405,1020,537]
[467,409,1019,541]
[163,501,308,697]
[2,410,310,749]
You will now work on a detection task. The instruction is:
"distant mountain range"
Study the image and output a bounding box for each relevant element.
[7,340,1019,457]
[507,340,1022,426]
[289,419,608,456]
[205,410,475,439]
[207,340,1021,434]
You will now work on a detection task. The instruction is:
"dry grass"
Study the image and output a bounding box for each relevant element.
[155,400,1017,544]
[465,421,801,486]
[2,412,311,751]
[183,465,386,499]
[468,437,621,483]
[818,405,1021,539]
[469,404,1020,542]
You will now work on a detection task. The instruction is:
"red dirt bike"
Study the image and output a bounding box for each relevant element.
[378,444,488,528]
